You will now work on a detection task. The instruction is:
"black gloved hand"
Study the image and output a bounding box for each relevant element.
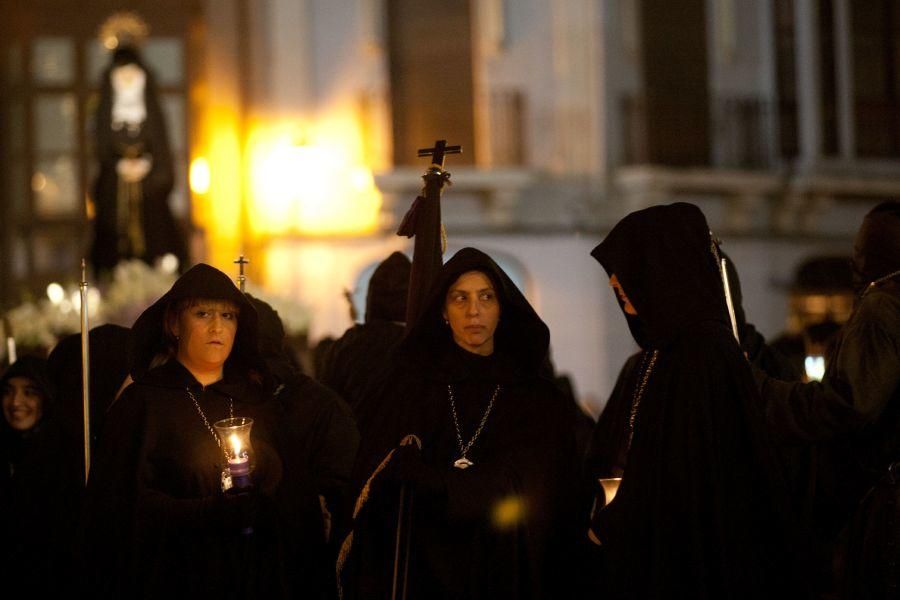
[203,485,260,533]
[381,444,446,498]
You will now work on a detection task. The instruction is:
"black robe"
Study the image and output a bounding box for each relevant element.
[90,49,186,273]
[751,202,900,597]
[586,251,800,481]
[340,248,583,599]
[0,357,82,596]
[589,203,802,599]
[81,264,358,598]
[318,252,410,413]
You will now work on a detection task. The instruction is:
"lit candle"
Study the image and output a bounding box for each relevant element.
[599,477,622,506]
[227,433,252,489]
[6,337,16,365]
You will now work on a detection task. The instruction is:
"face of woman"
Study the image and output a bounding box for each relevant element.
[442,271,501,356]
[172,299,239,379]
[609,273,638,315]
[2,376,44,431]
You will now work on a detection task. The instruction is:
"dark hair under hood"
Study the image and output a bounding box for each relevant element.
[591,202,730,350]
[129,263,260,380]
[399,247,550,375]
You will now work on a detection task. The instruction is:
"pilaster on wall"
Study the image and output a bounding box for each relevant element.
[794,0,822,170]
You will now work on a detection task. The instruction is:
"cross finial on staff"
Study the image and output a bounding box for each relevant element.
[234,255,250,292]
[417,139,462,170]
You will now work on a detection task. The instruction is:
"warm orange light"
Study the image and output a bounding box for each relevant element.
[248,120,381,237]
[189,156,211,195]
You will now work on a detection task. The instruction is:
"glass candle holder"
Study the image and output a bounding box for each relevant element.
[598,477,622,508]
[214,417,254,489]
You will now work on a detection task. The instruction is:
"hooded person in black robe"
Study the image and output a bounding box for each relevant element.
[751,201,900,598]
[81,264,356,598]
[586,250,800,482]
[246,293,360,580]
[588,203,802,599]
[1,356,82,596]
[90,45,187,274]
[318,252,410,413]
[339,247,583,599]
[46,324,132,462]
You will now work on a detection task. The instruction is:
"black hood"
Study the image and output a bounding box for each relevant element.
[129,263,260,380]
[591,202,730,349]
[1,356,55,428]
[246,293,302,386]
[365,252,411,323]
[853,201,900,288]
[399,247,550,373]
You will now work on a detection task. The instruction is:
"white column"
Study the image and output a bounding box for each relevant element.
[833,0,855,161]
[794,0,822,169]
[267,0,315,118]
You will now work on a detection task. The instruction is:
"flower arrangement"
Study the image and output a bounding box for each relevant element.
[2,257,311,362]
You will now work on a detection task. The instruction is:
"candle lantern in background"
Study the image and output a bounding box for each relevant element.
[214,417,254,490]
[598,477,622,508]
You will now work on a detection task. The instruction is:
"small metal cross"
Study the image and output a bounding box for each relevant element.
[417,139,462,170]
[234,255,250,292]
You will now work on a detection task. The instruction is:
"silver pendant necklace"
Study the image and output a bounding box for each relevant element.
[626,350,658,452]
[186,387,235,491]
[448,384,500,469]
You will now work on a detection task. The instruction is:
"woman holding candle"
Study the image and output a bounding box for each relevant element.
[340,247,584,599]
[82,264,357,598]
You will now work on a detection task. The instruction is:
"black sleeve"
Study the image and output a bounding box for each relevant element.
[79,387,146,594]
[752,366,866,444]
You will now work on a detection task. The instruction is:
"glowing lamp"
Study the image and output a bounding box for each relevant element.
[804,355,826,382]
[46,282,65,304]
[598,477,622,508]
[189,157,211,195]
[214,417,254,489]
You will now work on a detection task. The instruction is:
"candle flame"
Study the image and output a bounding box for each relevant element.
[229,433,242,455]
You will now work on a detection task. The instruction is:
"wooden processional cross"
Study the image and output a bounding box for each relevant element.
[398,139,462,327]
[234,255,250,292]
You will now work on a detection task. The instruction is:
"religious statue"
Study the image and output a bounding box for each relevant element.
[90,12,187,274]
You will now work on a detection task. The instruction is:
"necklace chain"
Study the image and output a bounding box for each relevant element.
[863,268,900,297]
[187,387,234,455]
[448,384,500,459]
[627,350,658,451]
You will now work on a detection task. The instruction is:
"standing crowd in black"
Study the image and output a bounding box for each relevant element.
[1,201,897,599]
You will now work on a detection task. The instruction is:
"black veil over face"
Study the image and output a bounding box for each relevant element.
[128,264,260,380]
[591,202,729,349]
[399,247,550,374]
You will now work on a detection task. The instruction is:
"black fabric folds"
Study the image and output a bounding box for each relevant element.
[588,203,803,599]
[47,324,131,453]
[90,48,187,273]
[853,201,900,289]
[81,266,358,598]
[365,251,410,323]
[341,247,583,599]
[318,253,410,413]
[1,357,82,596]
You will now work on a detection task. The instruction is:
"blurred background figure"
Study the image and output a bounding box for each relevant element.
[90,15,187,275]
[0,356,82,596]
[317,251,410,413]
[47,324,132,461]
